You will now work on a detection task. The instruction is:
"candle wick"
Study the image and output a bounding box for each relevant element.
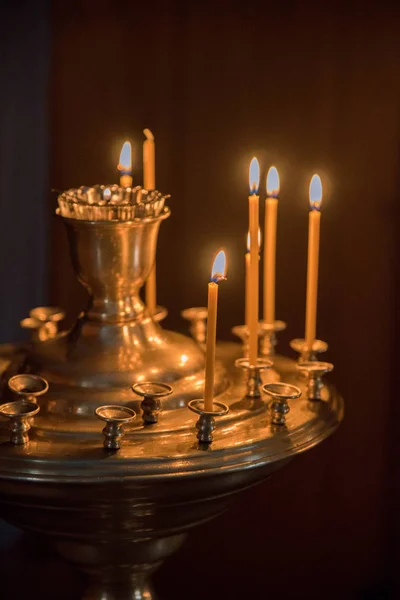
[143,128,154,141]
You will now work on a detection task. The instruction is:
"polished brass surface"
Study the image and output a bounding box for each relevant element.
[132,381,173,424]
[95,405,136,450]
[187,398,229,444]
[297,361,334,400]
[263,382,302,425]
[290,338,328,362]
[0,399,40,444]
[21,306,65,342]
[8,373,49,403]
[235,357,273,398]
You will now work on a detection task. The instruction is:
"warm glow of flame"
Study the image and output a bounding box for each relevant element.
[309,174,323,209]
[266,166,280,197]
[249,157,260,195]
[104,187,111,200]
[211,250,227,282]
[118,141,132,173]
[247,228,261,252]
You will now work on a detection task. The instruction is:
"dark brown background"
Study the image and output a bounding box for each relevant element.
[0,1,399,598]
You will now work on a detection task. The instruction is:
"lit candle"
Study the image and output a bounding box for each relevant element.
[118,141,132,188]
[143,129,157,313]
[305,174,323,350]
[263,166,280,325]
[248,157,260,366]
[204,250,227,411]
[143,128,155,190]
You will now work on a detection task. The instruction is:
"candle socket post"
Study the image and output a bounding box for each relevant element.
[231,324,265,358]
[259,320,287,358]
[235,357,273,398]
[181,307,208,347]
[0,400,40,445]
[188,400,229,445]
[20,306,65,342]
[8,374,49,404]
[95,406,136,450]
[152,306,168,323]
[132,382,173,424]
[297,361,334,401]
[262,382,302,426]
[290,338,328,363]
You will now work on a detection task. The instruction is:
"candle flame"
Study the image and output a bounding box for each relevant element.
[247,229,261,252]
[266,166,280,197]
[104,187,111,201]
[118,141,132,174]
[249,157,260,195]
[211,250,227,283]
[143,128,154,141]
[309,174,323,210]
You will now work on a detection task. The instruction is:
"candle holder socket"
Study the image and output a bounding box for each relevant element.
[95,405,136,450]
[181,307,208,347]
[20,306,65,342]
[235,357,273,398]
[290,338,328,363]
[152,305,168,323]
[262,382,302,426]
[0,400,40,445]
[259,320,287,358]
[131,381,173,424]
[188,399,229,444]
[8,374,49,404]
[296,361,334,401]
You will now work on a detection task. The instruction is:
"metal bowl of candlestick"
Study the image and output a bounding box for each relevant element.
[0,192,343,599]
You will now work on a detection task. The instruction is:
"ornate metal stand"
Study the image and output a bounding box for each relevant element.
[0,186,343,600]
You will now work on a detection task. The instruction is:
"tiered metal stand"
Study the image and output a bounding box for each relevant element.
[0,190,343,600]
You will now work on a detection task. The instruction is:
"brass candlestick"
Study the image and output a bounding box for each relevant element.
[132,381,173,424]
[20,306,65,342]
[263,382,302,425]
[0,400,40,445]
[259,320,287,358]
[297,361,334,400]
[181,307,208,347]
[231,324,266,358]
[152,306,168,323]
[235,357,273,398]
[95,405,136,450]
[8,373,49,403]
[188,399,229,444]
[290,338,328,362]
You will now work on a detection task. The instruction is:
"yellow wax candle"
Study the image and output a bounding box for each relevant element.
[143,128,155,190]
[118,141,132,188]
[248,157,260,366]
[305,174,323,350]
[143,129,157,312]
[204,250,227,412]
[263,166,280,325]
[146,265,157,315]
[245,245,251,328]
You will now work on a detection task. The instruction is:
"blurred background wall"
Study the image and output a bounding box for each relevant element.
[0,1,398,598]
